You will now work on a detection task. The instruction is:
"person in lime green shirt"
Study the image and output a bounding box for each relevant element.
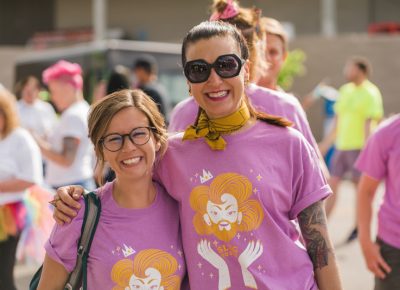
[319,56,384,242]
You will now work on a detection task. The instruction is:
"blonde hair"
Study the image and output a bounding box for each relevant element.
[0,87,19,138]
[111,249,180,290]
[88,89,168,185]
[261,17,288,52]
[211,0,267,81]
[190,173,264,242]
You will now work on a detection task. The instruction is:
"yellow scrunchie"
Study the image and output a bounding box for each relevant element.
[182,102,251,150]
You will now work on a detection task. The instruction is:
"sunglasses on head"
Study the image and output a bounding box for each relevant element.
[184,54,245,83]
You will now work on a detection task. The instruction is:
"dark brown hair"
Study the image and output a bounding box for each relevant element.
[350,56,371,76]
[211,0,267,81]
[14,75,40,100]
[182,21,249,67]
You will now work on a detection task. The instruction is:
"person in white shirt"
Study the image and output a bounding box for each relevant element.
[16,76,57,140]
[34,60,95,190]
[0,86,43,290]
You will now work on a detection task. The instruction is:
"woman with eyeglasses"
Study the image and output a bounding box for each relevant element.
[52,22,342,289]
[36,90,187,290]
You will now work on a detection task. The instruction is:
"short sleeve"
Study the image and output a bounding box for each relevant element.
[43,102,58,131]
[15,130,43,184]
[365,89,384,120]
[355,128,387,180]
[289,98,319,153]
[333,86,346,114]
[60,114,87,140]
[44,198,85,272]
[289,134,332,219]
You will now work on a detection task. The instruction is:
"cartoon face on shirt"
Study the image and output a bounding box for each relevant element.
[205,193,243,231]
[128,267,163,290]
[190,173,264,242]
[112,249,180,290]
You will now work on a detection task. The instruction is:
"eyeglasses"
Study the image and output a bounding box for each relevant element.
[100,127,157,152]
[184,54,245,83]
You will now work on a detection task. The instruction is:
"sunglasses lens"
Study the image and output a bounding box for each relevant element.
[215,55,241,77]
[185,61,210,83]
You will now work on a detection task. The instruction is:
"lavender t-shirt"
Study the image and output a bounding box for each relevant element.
[156,121,331,290]
[355,114,400,249]
[45,181,186,289]
[169,84,318,152]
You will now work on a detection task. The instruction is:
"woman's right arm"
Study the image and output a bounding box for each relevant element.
[37,254,69,290]
[357,174,391,279]
[298,201,343,290]
[53,186,85,225]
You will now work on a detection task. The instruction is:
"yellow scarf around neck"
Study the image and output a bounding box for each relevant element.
[182,102,251,150]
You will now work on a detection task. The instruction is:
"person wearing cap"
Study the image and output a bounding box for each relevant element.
[34,60,95,190]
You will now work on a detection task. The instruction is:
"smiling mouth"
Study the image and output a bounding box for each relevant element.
[206,90,229,101]
[121,157,142,166]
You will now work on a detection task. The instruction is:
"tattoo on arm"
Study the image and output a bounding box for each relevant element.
[63,137,80,164]
[298,201,331,270]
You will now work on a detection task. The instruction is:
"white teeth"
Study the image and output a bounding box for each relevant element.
[122,157,141,165]
[208,91,228,98]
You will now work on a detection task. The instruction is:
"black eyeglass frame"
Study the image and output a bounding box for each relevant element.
[99,126,157,152]
[184,54,246,83]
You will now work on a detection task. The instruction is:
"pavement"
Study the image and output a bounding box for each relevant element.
[15,180,382,290]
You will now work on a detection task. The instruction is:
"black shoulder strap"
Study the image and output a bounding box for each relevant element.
[64,191,101,290]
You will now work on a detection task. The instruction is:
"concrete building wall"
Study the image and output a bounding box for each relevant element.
[0,0,54,45]
[0,47,29,89]
[374,0,400,23]
[54,0,400,42]
[2,0,400,45]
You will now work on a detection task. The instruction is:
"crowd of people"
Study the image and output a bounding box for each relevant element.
[0,0,398,289]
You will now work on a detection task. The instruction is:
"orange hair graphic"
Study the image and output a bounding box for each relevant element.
[111,249,180,290]
[190,173,264,242]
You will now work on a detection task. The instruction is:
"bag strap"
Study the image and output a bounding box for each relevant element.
[64,192,101,290]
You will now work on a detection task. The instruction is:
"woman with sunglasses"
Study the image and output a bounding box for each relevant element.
[37,90,186,289]
[169,0,329,180]
[169,0,324,164]
[53,22,342,289]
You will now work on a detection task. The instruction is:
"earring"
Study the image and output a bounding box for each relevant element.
[188,86,192,96]
[244,78,250,88]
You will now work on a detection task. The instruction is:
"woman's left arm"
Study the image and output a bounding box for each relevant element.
[298,200,343,290]
[37,254,69,290]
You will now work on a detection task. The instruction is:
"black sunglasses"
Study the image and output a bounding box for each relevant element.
[184,54,245,83]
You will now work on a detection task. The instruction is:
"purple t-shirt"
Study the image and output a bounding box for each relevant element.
[355,114,400,249]
[156,121,331,290]
[45,181,186,289]
[169,84,318,152]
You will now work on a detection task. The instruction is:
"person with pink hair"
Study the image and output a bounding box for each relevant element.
[34,60,95,190]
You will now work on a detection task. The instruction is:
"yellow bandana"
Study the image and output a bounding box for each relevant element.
[182,102,251,150]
